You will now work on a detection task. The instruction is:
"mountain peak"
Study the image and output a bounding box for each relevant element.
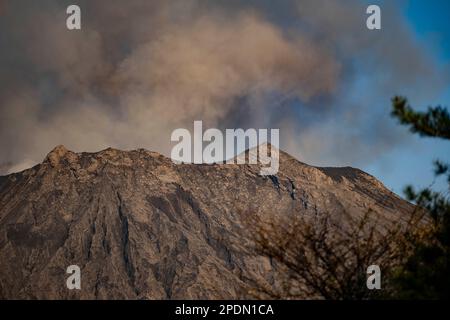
[44,144,77,167]
[0,144,414,299]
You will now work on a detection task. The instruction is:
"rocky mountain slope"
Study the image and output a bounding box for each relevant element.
[0,145,414,299]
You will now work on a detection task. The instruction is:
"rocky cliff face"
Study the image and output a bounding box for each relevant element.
[0,145,413,299]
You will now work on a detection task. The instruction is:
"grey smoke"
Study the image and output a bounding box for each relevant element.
[0,0,448,174]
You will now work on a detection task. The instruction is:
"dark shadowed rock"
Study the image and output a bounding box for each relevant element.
[0,146,413,299]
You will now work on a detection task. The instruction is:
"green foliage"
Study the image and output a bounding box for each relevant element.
[392,96,450,139]
[390,96,450,299]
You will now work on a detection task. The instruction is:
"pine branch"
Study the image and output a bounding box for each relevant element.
[391,96,450,140]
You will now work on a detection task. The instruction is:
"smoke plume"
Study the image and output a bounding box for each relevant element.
[0,0,448,173]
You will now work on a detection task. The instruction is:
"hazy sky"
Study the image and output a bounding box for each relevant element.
[0,0,449,195]
[366,0,450,193]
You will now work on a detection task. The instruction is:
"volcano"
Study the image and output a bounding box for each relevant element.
[0,145,413,299]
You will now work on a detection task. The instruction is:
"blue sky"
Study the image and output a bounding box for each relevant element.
[365,0,450,194]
